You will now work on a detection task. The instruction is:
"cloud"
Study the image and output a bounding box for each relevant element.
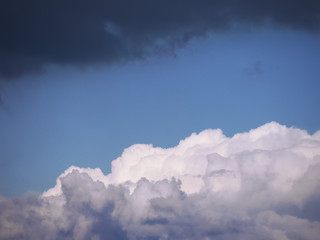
[1,122,320,239]
[1,0,320,78]
[244,61,263,76]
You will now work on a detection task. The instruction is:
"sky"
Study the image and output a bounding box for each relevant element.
[0,1,320,239]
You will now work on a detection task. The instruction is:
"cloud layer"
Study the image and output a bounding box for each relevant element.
[1,122,320,239]
[1,0,320,78]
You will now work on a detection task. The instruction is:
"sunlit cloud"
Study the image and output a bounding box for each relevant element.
[1,122,319,239]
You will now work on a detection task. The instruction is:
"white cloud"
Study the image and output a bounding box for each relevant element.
[1,122,320,239]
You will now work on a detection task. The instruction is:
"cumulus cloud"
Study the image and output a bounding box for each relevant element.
[1,0,320,78]
[1,122,320,239]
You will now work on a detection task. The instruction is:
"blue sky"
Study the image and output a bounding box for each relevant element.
[0,26,319,197]
[2,2,320,239]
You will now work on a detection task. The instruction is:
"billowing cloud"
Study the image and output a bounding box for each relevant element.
[1,0,320,78]
[1,122,320,239]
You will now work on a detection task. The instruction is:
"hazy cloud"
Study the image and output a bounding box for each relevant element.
[1,0,320,78]
[1,122,320,239]
[244,60,263,76]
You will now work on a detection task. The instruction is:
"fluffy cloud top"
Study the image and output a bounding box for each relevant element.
[1,122,320,240]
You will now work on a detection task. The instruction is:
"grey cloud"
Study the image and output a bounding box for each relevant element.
[0,171,128,240]
[1,0,320,79]
[1,169,320,240]
[276,162,320,222]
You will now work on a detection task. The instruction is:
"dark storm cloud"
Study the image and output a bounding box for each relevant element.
[1,0,320,78]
